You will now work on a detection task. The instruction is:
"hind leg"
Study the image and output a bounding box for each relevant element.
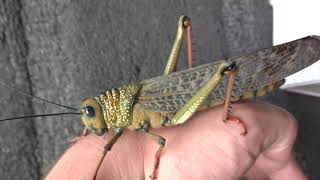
[222,67,248,135]
[164,15,193,75]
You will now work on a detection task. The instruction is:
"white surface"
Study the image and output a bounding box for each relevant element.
[271,0,320,87]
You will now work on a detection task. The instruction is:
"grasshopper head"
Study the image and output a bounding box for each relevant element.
[80,98,107,136]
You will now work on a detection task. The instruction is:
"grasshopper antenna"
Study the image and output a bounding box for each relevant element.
[0,112,81,122]
[0,79,78,111]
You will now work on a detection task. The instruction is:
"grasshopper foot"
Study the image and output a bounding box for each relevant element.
[223,116,248,136]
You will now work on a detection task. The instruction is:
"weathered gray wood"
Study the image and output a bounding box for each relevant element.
[0,0,40,179]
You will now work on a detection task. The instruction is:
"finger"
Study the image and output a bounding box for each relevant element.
[46,131,146,180]
[45,134,106,180]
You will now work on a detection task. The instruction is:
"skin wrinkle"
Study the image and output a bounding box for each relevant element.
[107,156,118,180]
[267,104,294,149]
[248,112,294,177]
[204,143,237,179]
[232,102,287,159]
[116,134,127,180]
[217,136,255,178]
[111,146,123,180]
[269,155,297,178]
[258,113,298,175]
[259,106,281,150]
[262,151,292,174]
[243,105,301,179]
[196,138,224,179]
[170,148,186,179]
[200,126,247,174]
[117,131,145,180]
[207,104,262,169]
[269,110,297,151]
[223,127,258,162]
[230,103,265,157]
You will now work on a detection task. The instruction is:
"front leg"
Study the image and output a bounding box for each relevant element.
[93,128,124,180]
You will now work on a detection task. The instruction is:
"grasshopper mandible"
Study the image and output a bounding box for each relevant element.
[1,15,320,179]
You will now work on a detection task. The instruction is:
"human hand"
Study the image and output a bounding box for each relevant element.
[46,101,306,180]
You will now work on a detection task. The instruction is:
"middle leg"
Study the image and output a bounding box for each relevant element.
[93,128,124,180]
[137,123,166,180]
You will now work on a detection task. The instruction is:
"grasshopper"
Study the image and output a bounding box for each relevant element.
[77,15,320,179]
[1,15,320,179]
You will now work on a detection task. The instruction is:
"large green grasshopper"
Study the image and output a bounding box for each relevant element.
[77,16,320,178]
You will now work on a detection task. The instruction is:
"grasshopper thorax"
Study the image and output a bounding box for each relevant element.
[80,84,141,135]
[94,84,141,129]
[80,98,107,136]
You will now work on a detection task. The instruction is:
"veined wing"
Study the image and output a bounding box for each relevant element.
[137,36,320,113]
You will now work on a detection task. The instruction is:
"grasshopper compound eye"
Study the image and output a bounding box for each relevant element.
[80,98,107,136]
[81,106,95,118]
